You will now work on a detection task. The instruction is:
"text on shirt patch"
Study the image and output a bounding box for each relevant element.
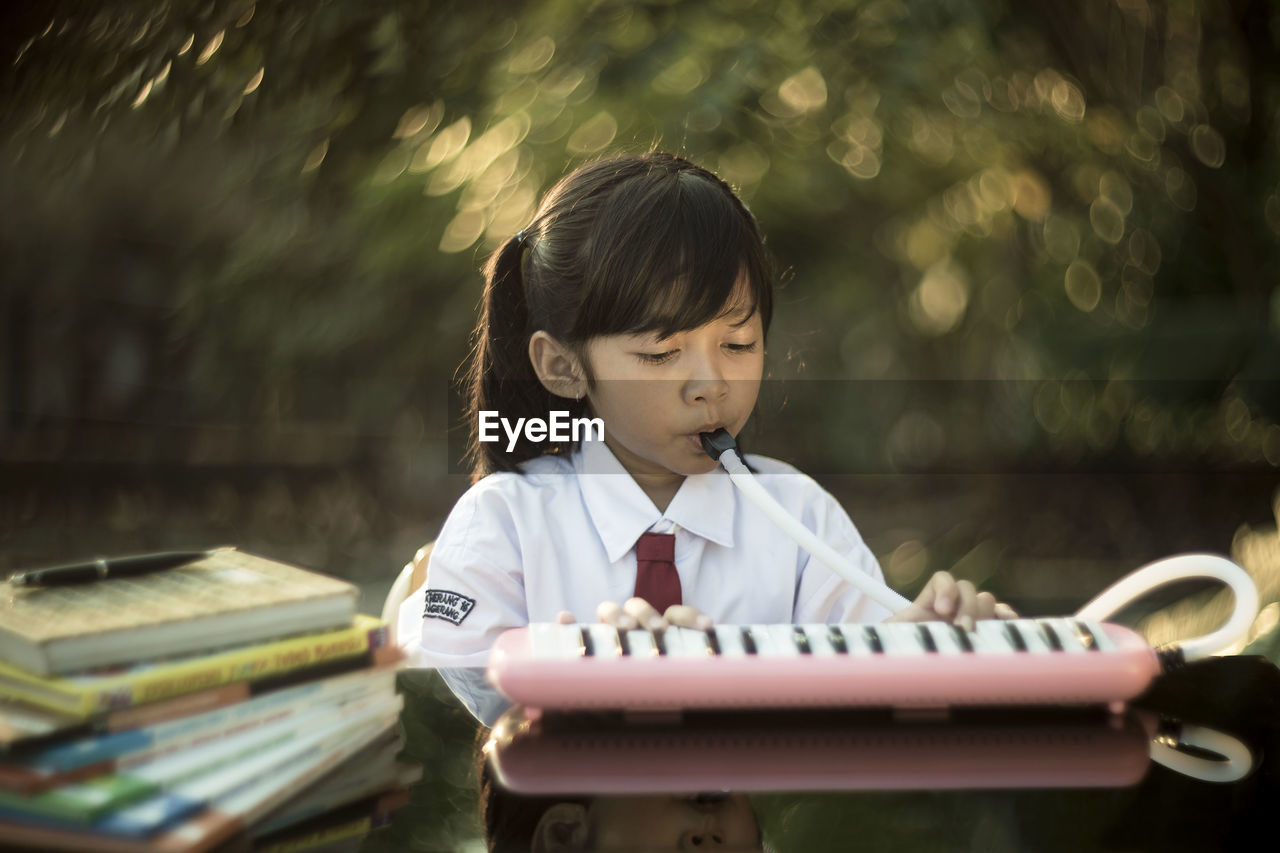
[424,589,477,626]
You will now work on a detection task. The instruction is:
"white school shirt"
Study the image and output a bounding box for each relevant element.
[399,436,893,682]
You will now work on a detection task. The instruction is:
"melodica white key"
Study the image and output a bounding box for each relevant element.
[487,617,1164,712]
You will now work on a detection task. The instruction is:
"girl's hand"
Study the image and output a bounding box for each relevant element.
[885,570,1017,631]
[583,598,715,632]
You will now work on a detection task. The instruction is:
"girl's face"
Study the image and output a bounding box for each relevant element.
[582,291,764,488]
[586,793,762,851]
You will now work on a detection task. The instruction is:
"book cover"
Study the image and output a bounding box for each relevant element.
[0,549,358,676]
[0,615,388,718]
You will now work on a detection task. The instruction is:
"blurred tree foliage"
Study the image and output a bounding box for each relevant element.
[2,0,1278,478]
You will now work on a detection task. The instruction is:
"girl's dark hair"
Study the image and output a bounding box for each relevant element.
[462,151,775,481]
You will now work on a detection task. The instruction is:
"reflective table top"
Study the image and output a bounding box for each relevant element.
[362,651,1280,853]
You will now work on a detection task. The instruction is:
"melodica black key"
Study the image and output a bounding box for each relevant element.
[793,626,812,655]
[1004,621,1028,652]
[1041,621,1064,651]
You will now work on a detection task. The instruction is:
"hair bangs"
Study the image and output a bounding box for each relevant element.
[572,165,773,343]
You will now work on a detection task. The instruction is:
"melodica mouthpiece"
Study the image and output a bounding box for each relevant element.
[699,428,741,463]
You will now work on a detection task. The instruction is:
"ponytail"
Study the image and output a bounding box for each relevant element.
[462,233,590,482]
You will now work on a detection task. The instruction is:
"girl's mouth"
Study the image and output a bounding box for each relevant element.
[686,428,726,454]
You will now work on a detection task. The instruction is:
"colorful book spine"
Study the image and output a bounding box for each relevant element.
[0,696,403,845]
[0,687,399,823]
[0,615,387,718]
[17,663,399,775]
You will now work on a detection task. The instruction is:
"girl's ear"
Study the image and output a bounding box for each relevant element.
[528,331,588,400]
[531,802,589,852]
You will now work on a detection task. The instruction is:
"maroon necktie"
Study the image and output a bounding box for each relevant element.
[633,531,681,614]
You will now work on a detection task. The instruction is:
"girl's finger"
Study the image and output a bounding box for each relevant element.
[995,602,1018,619]
[624,597,666,631]
[663,605,714,630]
[556,610,576,625]
[597,600,637,631]
[974,591,998,621]
[924,571,957,618]
[953,579,979,631]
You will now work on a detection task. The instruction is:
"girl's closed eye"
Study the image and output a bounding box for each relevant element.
[635,350,678,365]
[633,340,759,365]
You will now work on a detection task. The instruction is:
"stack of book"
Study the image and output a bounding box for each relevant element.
[0,548,419,852]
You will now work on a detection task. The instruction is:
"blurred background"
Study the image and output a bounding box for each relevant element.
[2,0,1276,599]
[1,1,1278,846]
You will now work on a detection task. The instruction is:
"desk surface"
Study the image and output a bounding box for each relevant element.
[344,649,1280,853]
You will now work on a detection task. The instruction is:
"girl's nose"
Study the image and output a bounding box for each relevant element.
[683,351,730,404]
[679,829,727,849]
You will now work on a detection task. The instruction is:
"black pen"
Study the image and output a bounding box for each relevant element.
[7,550,215,587]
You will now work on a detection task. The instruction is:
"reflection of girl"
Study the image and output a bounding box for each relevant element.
[480,758,764,853]
[399,152,1014,723]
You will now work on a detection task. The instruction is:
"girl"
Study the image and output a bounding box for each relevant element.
[399,151,1014,724]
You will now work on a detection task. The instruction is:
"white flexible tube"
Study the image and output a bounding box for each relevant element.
[714,448,913,613]
[714,439,1258,659]
[1075,554,1258,661]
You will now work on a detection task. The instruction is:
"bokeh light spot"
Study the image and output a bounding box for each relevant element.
[1190,124,1226,168]
[508,36,555,75]
[1065,259,1102,312]
[1154,85,1186,123]
[422,117,472,171]
[243,67,264,95]
[778,66,828,114]
[565,111,617,154]
[1042,216,1080,264]
[652,56,709,96]
[910,261,969,335]
[439,209,487,254]
[718,142,769,188]
[1089,196,1125,244]
[1050,79,1086,122]
[196,30,224,66]
[394,102,444,140]
[1011,169,1051,220]
[1127,228,1162,275]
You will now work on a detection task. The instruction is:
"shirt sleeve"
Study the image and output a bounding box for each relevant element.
[791,486,895,625]
[398,480,530,671]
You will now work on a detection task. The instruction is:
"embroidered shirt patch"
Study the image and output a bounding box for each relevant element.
[424,589,476,626]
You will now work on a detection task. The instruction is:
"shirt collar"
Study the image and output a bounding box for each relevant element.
[574,437,737,562]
